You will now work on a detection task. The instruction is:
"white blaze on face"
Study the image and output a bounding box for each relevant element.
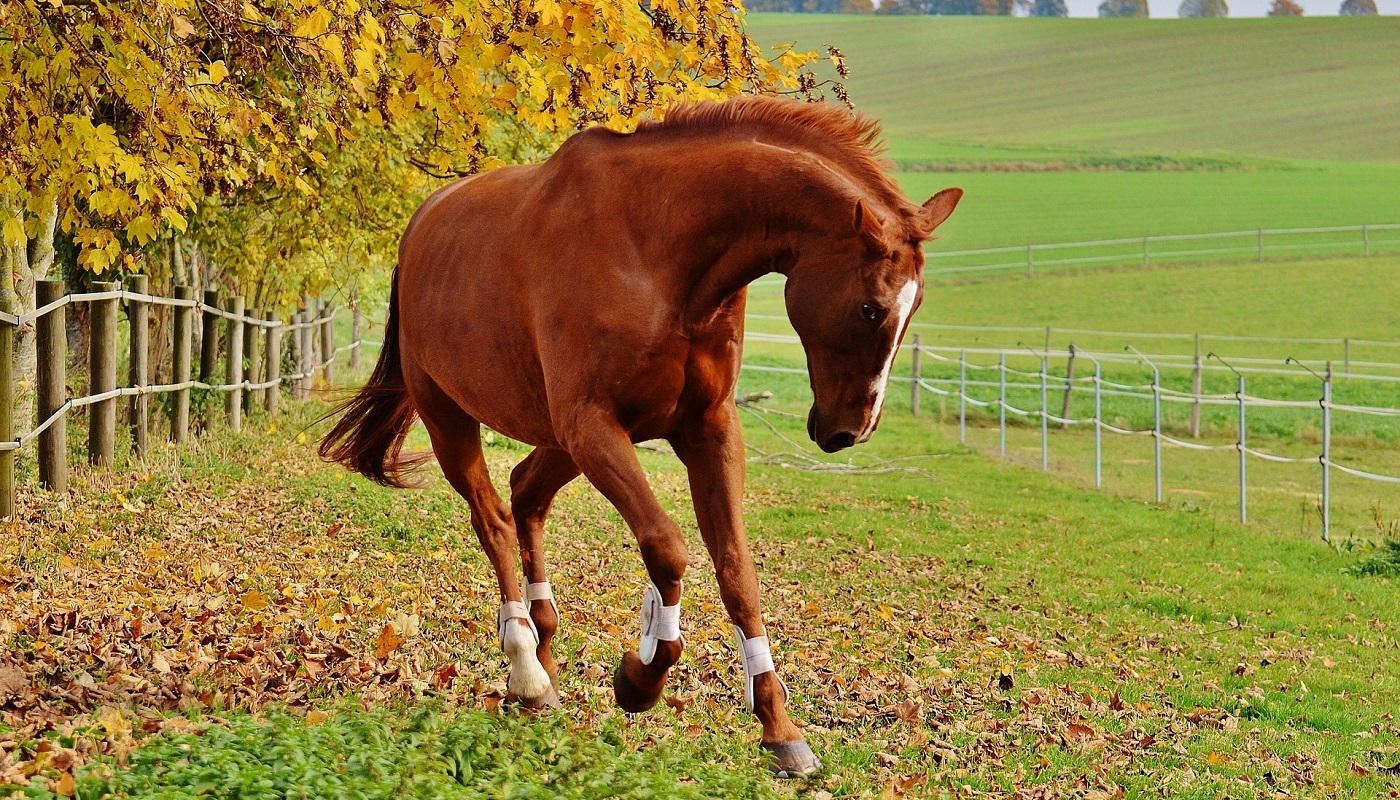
[860,279,919,442]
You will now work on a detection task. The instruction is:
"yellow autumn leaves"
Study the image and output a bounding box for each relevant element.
[0,0,817,285]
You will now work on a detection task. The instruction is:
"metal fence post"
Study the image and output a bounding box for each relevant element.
[1257,229,1264,261]
[1321,363,1332,543]
[910,333,921,416]
[1238,374,1247,525]
[1093,360,1102,489]
[1190,333,1202,438]
[1362,224,1370,257]
[224,296,244,432]
[1142,236,1149,266]
[37,280,67,492]
[1153,367,1163,503]
[998,353,1006,457]
[1026,244,1034,279]
[88,281,119,468]
[172,286,193,443]
[127,275,150,460]
[1343,338,1351,378]
[958,348,966,445]
[1040,354,1048,472]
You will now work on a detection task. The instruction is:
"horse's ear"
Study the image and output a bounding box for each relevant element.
[854,199,887,255]
[916,187,963,239]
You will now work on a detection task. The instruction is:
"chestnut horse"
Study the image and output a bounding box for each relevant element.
[321,96,961,777]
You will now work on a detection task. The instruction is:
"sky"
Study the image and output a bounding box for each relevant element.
[1064,0,1398,14]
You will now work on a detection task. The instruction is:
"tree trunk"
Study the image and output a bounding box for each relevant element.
[4,198,59,436]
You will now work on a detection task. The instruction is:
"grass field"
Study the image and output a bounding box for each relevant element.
[3,396,1398,798]
[745,15,1400,251]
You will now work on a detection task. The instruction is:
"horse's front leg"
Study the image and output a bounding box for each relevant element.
[671,405,821,778]
[561,414,688,713]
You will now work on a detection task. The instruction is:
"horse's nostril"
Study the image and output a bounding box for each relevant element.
[821,431,857,453]
[807,408,819,442]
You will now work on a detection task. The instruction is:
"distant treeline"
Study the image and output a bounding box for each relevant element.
[748,0,1380,14]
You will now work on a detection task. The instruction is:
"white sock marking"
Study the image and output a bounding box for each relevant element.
[861,280,919,441]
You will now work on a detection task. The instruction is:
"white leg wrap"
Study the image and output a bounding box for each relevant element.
[498,599,550,701]
[735,627,788,714]
[525,580,558,621]
[638,581,682,666]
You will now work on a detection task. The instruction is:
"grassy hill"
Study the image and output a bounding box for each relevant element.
[746,15,1400,165]
[743,15,1400,250]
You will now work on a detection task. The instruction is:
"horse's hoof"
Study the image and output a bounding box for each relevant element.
[612,654,663,713]
[761,740,822,778]
[506,684,560,711]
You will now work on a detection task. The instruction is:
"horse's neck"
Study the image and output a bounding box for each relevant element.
[673,142,853,328]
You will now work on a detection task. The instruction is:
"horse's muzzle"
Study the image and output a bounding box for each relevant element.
[808,407,858,453]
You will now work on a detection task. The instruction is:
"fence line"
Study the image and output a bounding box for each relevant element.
[0,280,365,516]
[740,337,1400,544]
[922,223,1400,278]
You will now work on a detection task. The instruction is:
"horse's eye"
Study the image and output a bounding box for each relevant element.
[860,303,881,322]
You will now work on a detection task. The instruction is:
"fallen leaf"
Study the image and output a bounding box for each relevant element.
[374,624,406,659]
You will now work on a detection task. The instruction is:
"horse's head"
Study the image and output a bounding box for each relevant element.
[785,187,962,453]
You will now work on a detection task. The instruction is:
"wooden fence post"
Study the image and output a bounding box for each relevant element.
[37,281,68,492]
[350,304,362,371]
[1060,343,1077,429]
[1190,333,1203,438]
[127,275,150,460]
[299,302,313,399]
[243,307,261,415]
[910,333,921,416]
[289,308,304,401]
[198,289,220,429]
[265,311,281,417]
[172,286,194,443]
[224,296,244,432]
[0,318,12,517]
[89,281,119,468]
[320,301,334,386]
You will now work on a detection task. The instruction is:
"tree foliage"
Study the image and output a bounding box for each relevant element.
[1179,0,1229,16]
[1032,0,1070,16]
[1339,0,1378,13]
[0,0,821,287]
[1098,0,1149,16]
[1267,0,1304,15]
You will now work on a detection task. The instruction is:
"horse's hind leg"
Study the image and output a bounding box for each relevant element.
[406,371,555,707]
[509,447,581,687]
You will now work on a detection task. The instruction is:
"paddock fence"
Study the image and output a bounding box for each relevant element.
[0,278,370,518]
[922,223,1400,278]
[739,330,1400,544]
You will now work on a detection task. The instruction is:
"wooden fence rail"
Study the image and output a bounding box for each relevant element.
[0,281,367,518]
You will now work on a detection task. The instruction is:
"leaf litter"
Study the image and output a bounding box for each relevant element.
[0,420,1390,797]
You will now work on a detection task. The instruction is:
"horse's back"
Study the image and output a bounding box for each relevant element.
[394,133,698,448]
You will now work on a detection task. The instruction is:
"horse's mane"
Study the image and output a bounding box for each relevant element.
[635,96,917,228]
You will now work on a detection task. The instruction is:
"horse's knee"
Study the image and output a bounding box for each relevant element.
[637,523,688,589]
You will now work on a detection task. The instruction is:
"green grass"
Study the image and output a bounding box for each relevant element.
[10,396,1399,797]
[747,16,1400,165]
[744,15,1400,251]
[27,705,774,799]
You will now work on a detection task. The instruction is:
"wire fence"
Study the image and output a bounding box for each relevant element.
[739,331,1400,543]
[0,278,370,517]
[921,223,1400,278]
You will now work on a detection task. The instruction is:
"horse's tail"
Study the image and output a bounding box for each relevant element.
[318,268,429,487]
